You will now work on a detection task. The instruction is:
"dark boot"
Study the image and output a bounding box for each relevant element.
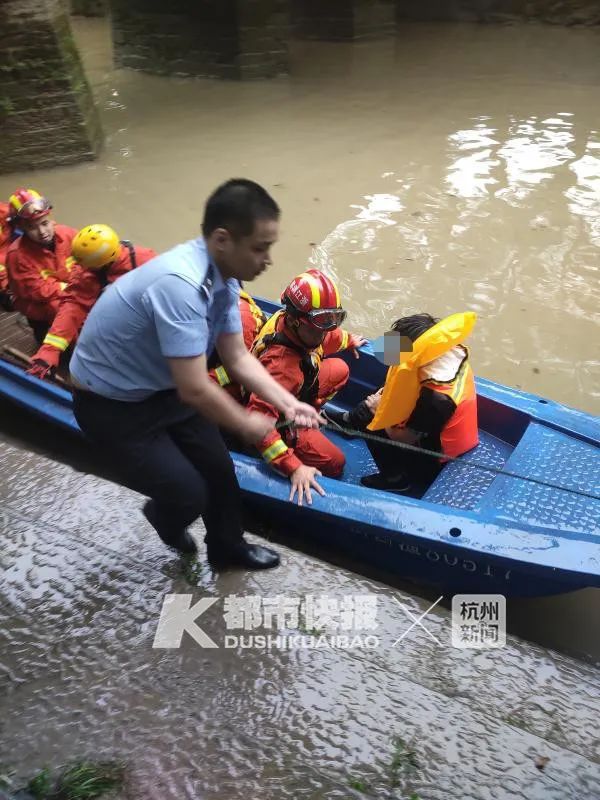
[360,472,410,494]
[206,539,280,570]
[143,500,198,555]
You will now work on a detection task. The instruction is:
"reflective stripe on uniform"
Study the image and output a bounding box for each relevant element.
[65,256,76,272]
[214,365,230,387]
[261,438,288,463]
[43,333,70,352]
[40,268,57,280]
[240,289,265,326]
[340,330,349,350]
[449,362,468,404]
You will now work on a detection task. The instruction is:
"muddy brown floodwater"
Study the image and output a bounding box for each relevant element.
[0,15,599,800]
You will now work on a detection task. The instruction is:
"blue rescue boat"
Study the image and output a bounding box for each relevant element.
[0,298,598,597]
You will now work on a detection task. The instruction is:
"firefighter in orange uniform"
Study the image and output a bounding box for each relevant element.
[331,312,478,494]
[5,189,78,343]
[27,224,156,380]
[246,269,366,504]
[0,201,18,307]
[208,287,267,399]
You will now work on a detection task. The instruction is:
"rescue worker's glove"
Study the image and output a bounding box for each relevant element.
[27,358,56,381]
[32,343,61,367]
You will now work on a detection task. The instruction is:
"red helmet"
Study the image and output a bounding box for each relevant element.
[8,188,52,223]
[281,269,347,330]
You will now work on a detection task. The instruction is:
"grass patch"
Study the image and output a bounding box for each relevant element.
[180,552,204,585]
[348,775,369,792]
[346,736,421,798]
[55,760,124,799]
[296,624,324,636]
[23,760,124,800]
[387,735,420,789]
[27,767,54,798]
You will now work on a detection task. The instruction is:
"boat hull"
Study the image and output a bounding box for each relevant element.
[0,299,598,598]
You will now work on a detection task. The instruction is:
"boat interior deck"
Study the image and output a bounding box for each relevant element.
[327,400,599,529]
[0,311,71,382]
[0,311,38,359]
[325,399,516,506]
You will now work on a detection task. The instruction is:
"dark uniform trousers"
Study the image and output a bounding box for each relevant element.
[73,388,244,548]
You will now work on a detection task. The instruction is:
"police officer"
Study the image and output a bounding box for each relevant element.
[70,179,321,569]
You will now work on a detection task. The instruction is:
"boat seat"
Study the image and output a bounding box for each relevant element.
[421,430,514,511]
[475,422,600,532]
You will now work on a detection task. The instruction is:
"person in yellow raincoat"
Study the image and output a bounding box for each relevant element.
[327,312,478,494]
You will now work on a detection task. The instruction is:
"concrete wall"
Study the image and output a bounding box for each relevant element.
[293,0,396,40]
[0,0,103,174]
[70,0,107,16]
[109,0,291,80]
[395,0,600,25]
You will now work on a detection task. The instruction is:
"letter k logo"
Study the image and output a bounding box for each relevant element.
[153,594,219,649]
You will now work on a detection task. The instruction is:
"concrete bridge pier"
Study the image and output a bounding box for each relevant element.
[0,0,102,174]
[292,0,396,40]
[69,0,107,15]
[109,0,291,80]
[395,0,600,24]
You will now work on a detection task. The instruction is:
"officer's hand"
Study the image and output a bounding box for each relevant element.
[241,412,276,445]
[348,334,368,359]
[283,399,323,430]
[289,465,325,506]
[26,359,55,381]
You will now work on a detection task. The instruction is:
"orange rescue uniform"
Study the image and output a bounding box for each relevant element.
[6,224,78,323]
[246,310,355,478]
[0,202,14,295]
[33,241,156,366]
[208,289,267,398]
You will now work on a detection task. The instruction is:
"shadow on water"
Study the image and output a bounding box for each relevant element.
[1,396,598,665]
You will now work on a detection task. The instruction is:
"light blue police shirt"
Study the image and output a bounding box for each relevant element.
[70,237,242,401]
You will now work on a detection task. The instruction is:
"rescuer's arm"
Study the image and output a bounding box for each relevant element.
[217,330,322,427]
[322,327,368,358]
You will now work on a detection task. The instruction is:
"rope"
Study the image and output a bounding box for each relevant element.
[276,418,600,502]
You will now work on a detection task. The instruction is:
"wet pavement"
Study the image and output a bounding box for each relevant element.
[1,436,599,798]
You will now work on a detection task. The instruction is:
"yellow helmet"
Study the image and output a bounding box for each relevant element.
[72,224,120,270]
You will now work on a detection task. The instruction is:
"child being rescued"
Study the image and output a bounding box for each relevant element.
[245,269,366,505]
[326,312,479,495]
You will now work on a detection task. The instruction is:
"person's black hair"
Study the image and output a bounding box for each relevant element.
[202,178,280,239]
[391,313,439,342]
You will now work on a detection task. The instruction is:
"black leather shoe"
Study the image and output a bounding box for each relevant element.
[207,541,280,570]
[143,500,198,555]
[360,472,410,494]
